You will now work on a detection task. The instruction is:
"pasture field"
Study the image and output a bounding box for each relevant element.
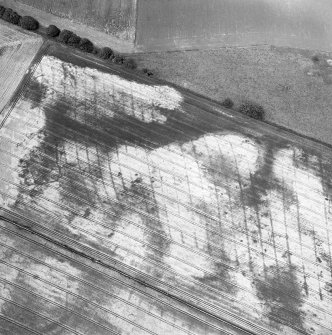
[0,41,332,334]
[136,0,332,51]
[133,45,332,146]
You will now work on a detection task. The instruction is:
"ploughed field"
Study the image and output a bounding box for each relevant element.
[0,42,332,334]
[136,0,332,51]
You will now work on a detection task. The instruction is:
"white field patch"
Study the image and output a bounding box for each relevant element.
[112,143,216,277]
[0,99,46,208]
[0,230,18,312]
[271,148,332,331]
[0,261,19,312]
[34,55,184,124]
[27,257,82,304]
[0,238,81,316]
[202,133,261,177]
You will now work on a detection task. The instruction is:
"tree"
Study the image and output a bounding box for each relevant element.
[67,34,81,47]
[0,6,6,18]
[2,8,21,25]
[79,38,94,53]
[20,16,39,30]
[142,68,154,76]
[221,98,234,108]
[98,47,113,60]
[238,102,265,120]
[58,29,74,44]
[46,25,60,37]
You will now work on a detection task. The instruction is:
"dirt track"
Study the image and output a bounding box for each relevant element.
[0,41,332,334]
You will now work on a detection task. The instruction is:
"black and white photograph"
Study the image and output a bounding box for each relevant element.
[0,1,332,334]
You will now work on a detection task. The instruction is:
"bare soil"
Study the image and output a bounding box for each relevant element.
[1,41,332,335]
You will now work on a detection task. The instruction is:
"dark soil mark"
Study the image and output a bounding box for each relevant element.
[60,168,97,209]
[195,135,296,212]
[325,282,332,294]
[126,176,170,263]
[294,149,332,208]
[319,158,332,201]
[194,201,236,294]
[255,265,305,331]
[14,59,233,287]
[17,76,199,262]
[17,135,61,200]
[0,46,6,57]
[201,148,237,185]
[22,78,48,109]
[17,69,220,207]
[243,143,296,209]
[307,57,332,85]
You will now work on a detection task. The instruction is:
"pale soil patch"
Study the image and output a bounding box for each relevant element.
[34,55,184,123]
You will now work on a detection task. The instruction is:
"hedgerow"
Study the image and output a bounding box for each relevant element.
[2,8,21,25]
[79,38,94,53]
[98,47,113,60]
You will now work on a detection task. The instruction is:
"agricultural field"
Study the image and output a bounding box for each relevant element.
[133,45,332,146]
[0,0,136,53]
[0,21,43,114]
[0,217,231,335]
[0,42,332,334]
[2,0,137,41]
[136,0,332,51]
